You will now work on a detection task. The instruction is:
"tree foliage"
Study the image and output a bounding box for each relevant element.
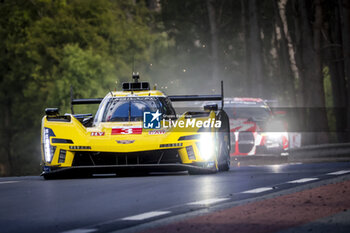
[0,0,162,175]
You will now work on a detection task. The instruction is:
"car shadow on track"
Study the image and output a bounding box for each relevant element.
[42,170,193,180]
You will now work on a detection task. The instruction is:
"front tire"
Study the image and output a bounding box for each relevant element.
[218,132,230,172]
[188,160,218,175]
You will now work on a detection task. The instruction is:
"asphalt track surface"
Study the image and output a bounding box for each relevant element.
[1,162,350,233]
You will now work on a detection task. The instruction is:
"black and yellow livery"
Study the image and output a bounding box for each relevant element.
[41,74,230,178]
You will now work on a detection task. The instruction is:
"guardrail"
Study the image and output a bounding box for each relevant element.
[288,143,350,162]
[230,143,350,166]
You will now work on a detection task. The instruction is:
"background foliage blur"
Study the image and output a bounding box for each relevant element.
[1,0,350,176]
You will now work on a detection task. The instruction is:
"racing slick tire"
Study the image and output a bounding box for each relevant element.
[43,174,55,180]
[42,173,65,180]
[218,133,230,171]
[187,161,218,175]
[217,110,231,172]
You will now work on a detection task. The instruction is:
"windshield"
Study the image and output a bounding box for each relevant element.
[98,97,175,122]
[226,106,271,121]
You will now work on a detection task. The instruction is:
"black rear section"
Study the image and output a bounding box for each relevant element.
[72,149,181,166]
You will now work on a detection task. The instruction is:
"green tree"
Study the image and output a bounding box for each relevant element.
[0,0,163,176]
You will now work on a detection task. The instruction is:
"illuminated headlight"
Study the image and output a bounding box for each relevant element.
[265,132,287,141]
[42,128,56,163]
[197,133,216,161]
[264,120,287,144]
[264,132,287,148]
[266,132,283,141]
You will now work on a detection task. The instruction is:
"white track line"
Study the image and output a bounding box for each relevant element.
[327,170,350,175]
[287,178,318,183]
[62,229,97,233]
[122,211,170,221]
[187,198,230,205]
[0,181,19,185]
[242,187,273,194]
[288,162,302,165]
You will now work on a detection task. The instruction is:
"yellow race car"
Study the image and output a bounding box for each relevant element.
[41,74,230,179]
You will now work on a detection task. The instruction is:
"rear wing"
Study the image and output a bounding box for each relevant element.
[70,81,224,114]
[168,95,222,102]
[70,86,103,114]
[71,98,103,105]
[169,81,224,106]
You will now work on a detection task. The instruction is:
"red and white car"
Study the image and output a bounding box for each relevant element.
[224,98,289,156]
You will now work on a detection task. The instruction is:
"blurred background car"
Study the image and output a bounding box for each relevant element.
[224,98,297,156]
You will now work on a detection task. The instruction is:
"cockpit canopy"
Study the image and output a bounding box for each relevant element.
[93,96,176,124]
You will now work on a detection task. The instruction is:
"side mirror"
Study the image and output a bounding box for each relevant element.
[45,108,59,116]
[203,104,218,111]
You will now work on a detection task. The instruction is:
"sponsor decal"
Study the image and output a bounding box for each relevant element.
[90,132,105,136]
[143,110,161,129]
[163,118,221,128]
[112,127,142,135]
[148,129,166,135]
[116,140,135,144]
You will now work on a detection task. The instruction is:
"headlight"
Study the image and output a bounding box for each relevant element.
[263,120,286,146]
[266,132,284,141]
[264,132,287,148]
[197,133,216,161]
[42,127,56,163]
